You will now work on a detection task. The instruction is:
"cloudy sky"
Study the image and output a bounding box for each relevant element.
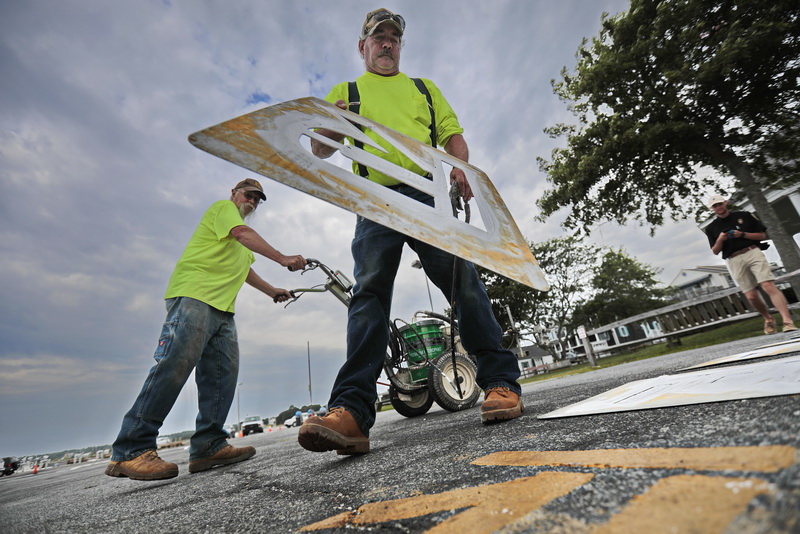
[4,0,772,457]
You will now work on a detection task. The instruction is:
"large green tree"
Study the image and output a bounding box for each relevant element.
[537,0,800,286]
[572,248,676,328]
[481,239,677,356]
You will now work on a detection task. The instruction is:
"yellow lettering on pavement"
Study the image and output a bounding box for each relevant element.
[299,472,593,533]
[593,475,771,534]
[299,446,795,533]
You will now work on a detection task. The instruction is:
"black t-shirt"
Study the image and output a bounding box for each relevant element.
[705,211,766,260]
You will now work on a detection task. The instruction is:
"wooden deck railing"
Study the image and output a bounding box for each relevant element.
[584,269,800,355]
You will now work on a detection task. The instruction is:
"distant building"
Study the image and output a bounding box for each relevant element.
[562,318,667,361]
[509,343,554,377]
[668,263,788,302]
[668,265,735,300]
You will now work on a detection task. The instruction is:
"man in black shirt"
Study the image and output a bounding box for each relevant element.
[705,195,796,334]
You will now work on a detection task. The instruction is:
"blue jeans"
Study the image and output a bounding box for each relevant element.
[110,297,239,462]
[328,185,521,436]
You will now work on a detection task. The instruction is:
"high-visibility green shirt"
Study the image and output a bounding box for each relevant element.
[325,71,464,186]
[165,200,254,313]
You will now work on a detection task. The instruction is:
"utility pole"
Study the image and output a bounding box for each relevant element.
[307,341,312,405]
[505,305,526,362]
[236,382,243,434]
[577,326,597,367]
[411,259,435,311]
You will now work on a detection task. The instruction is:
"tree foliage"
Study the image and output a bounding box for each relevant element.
[530,237,601,347]
[480,238,675,356]
[572,248,676,328]
[537,0,800,276]
[477,262,545,334]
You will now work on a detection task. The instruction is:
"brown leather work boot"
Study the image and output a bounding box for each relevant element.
[188,444,256,473]
[105,450,178,481]
[298,407,369,455]
[480,387,524,424]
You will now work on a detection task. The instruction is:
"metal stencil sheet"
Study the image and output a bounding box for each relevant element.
[681,339,800,370]
[188,97,548,290]
[538,354,800,419]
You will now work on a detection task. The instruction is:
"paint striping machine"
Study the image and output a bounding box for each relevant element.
[287,258,480,417]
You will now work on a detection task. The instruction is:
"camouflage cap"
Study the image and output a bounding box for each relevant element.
[360,8,405,40]
[234,178,266,201]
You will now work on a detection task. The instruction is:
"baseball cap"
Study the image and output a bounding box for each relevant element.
[706,194,726,208]
[235,178,266,201]
[360,8,405,40]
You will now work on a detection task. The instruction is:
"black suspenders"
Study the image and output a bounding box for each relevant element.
[347,78,437,178]
[347,81,369,178]
[411,78,437,149]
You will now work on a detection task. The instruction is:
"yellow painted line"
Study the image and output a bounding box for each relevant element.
[299,472,594,533]
[593,474,771,534]
[471,446,796,472]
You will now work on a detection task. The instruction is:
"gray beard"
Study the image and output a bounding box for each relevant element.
[237,204,254,222]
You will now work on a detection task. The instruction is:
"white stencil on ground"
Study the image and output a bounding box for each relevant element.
[539,354,800,419]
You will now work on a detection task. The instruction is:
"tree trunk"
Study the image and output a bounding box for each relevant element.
[715,147,800,300]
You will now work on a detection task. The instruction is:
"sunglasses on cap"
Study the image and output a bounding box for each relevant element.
[362,9,405,38]
[369,9,405,30]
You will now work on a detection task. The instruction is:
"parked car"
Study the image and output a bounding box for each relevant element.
[1,457,19,476]
[284,412,311,428]
[241,415,264,436]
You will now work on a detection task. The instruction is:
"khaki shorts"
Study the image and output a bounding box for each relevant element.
[728,246,774,293]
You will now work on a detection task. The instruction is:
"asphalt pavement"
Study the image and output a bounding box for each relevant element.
[1,333,798,533]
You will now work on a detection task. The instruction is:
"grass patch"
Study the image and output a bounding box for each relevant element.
[520,316,774,384]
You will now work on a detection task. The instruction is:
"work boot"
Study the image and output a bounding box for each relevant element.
[105,450,178,481]
[188,444,256,473]
[298,407,369,455]
[480,387,524,424]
